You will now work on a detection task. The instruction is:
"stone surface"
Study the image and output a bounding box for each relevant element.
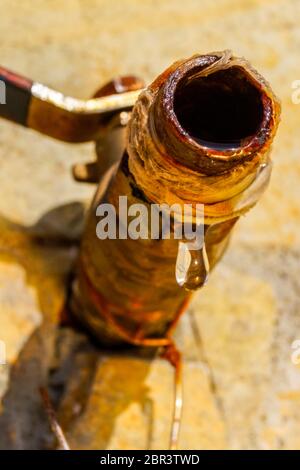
[0,0,300,450]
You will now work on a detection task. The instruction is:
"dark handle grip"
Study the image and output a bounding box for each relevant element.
[0,67,32,126]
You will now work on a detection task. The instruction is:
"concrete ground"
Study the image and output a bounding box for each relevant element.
[0,0,300,449]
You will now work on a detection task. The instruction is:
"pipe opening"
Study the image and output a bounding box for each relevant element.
[174,66,264,151]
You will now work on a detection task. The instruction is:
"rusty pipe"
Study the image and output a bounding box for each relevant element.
[0,52,280,450]
[71,50,280,346]
[0,52,281,346]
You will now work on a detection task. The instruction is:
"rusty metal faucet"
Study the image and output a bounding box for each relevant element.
[0,52,280,449]
[0,51,280,346]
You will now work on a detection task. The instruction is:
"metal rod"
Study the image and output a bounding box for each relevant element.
[40,387,70,450]
[0,66,143,142]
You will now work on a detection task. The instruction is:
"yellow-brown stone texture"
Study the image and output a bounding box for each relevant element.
[0,0,299,450]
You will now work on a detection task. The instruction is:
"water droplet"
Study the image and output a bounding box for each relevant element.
[175,241,210,291]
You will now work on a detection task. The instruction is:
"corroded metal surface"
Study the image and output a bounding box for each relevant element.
[73,51,280,346]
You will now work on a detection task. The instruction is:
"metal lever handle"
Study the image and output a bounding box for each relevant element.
[0,66,143,142]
